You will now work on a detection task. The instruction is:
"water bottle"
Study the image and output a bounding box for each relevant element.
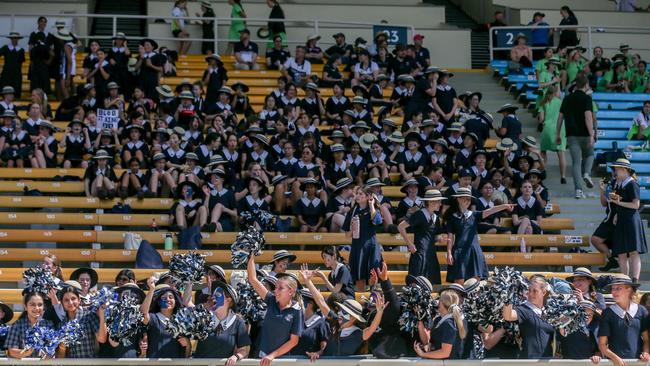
[164,233,173,250]
[351,216,360,239]
[519,237,527,253]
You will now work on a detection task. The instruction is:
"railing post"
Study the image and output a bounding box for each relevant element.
[587,26,593,58]
[314,20,319,36]
[213,17,219,55]
[10,14,15,32]
[112,16,117,37]
[489,27,494,63]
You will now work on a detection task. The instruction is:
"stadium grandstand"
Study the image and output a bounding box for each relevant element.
[0,0,648,364]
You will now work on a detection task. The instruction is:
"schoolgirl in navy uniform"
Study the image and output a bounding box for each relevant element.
[325,143,352,191]
[454,132,478,171]
[56,282,107,358]
[206,87,235,124]
[118,158,147,199]
[316,246,355,299]
[391,75,414,116]
[512,180,545,235]
[325,82,350,124]
[496,104,522,144]
[475,181,511,234]
[141,278,190,358]
[294,178,327,233]
[558,300,602,362]
[148,153,178,198]
[290,285,331,360]
[301,82,324,121]
[31,120,58,168]
[2,117,31,168]
[525,169,549,209]
[445,187,513,284]
[202,54,228,107]
[445,122,464,154]
[398,189,446,285]
[193,282,251,361]
[325,177,354,233]
[324,296,386,356]
[414,290,467,359]
[6,292,55,358]
[401,110,423,134]
[121,124,148,168]
[60,118,91,169]
[346,142,367,183]
[293,114,321,148]
[202,168,237,232]
[567,269,606,311]
[502,276,554,359]
[598,274,650,366]
[395,179,422,223]
[469,149,492,191]
[398,132,427,181]
[277,83,302,113]
[609,159,647,281]
[247,253,304,364]
[171,180,208,230]
[366,140,394,185]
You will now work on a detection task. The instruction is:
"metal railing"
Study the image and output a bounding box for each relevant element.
[0,358,646,366]
[488,24,650,62]
[0,12,416,52]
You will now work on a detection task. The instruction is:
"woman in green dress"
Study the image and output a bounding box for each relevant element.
[537,85,567,184]
[565,48,586,86]
[535,57,561,106]
[227,0,247,54]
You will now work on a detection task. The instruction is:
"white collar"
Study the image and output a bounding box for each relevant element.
[346,154,362,165]
[405,150,422,161]
[166,148,185,158]
[479,196,494,208]
[143,51,156,58]
[471,166,487,177]
[68,134,84,143]
[214,310,237,331]
[246,195,265,206]
[281,157,297,164]
[403,197,421,207]
[448,135,462,144]
[112,47,125,53]
[297,160,314,169]
[127,140,144,149]
[334,161,347,171]
[454,210,473,219]
[331,95,347,104]
[619,176,634,188]
[371,153,386,163]
[301,196,322,207]
[436,84,452,91]
[7,45,22,51]
[611,303,639,319]
[421,208,436,223]
[517,196,536,208]
[332,262,345,278]
[435,313,455,328]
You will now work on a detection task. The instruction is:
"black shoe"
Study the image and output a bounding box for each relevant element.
[98,188,108,200]
[119,188,128,200]
[599,256,619,272]
[144,191,156,198]
[561,177,567,184]
[136,189,145,200]
[202,222,217,232]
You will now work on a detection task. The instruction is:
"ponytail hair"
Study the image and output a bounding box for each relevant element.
[540,85,558,108]
[321,246,346,265]
[439,290,466,339]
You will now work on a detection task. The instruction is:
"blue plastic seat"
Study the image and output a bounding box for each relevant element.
[594,139,644,150]
[597,110,638,120]
[597,120,632,130]
[591,92,650,102]
[624,152,650,162]
[596,101,643,110]
[597,130,628,140]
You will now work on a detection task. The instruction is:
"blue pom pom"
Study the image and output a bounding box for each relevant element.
[22,266,62,295]
[235,282,267,323]
[105,294,145,346]
[169,252,207,285]
[24,322,61,358]
[398,285,436,336]
[164,304,216,340]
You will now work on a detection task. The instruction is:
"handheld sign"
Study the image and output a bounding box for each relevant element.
[97,109,120,130]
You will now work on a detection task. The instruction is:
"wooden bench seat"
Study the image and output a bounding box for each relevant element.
[0,267,602,285]
[0,229,588,247]
[0,247,604,266]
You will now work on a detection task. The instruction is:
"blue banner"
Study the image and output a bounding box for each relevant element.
[492,28,532,48]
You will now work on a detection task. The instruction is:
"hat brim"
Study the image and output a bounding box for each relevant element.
[232,83,250,93]
[604,281,640,291]
[336,302,366,323]
[497,106,519,113]
[70,267,99,289]
[452,193,474,198]
[300,180,321,191]
[176,181,202,199]
[421,196,447,201]
[7,34,24,39]
[140,39,158,50]
[610,163,635,173]
[114,284,146,303]
[155,86,174,98]
[566,274,596,283]
[333,182,354,195]
[271,253,297,264]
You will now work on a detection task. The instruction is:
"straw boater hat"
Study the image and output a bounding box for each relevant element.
[336,299,366,322]
[400,178,419,194]
[566,267,597,284]
[603,274,640,291]
[421,189,446,201]
[496,138,518,151]
[270,250,297,264]
[452,187,474,198]
[70,267,99,288]
[609,158,635,174]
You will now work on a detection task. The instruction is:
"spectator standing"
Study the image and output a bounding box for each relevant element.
[267,0,286,47]
[489,11,508,60]
[226,0,247,55]
[616,0,643,12]
[413,34,430,69]
[108,33,131,97]
[0,32,25,98]
[556,72,594,199]
[136,38,166,101]
[527,12,549,59]
[27,16,52,94]
[556,6,579,48]
[171,0,192,55]
[196,1,215,55]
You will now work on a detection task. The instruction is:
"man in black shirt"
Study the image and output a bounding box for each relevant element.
[265,35,290,70]
[556,72,594,198]
[325,33,354,70]
[390,44,416,79]
[588,46,611,87]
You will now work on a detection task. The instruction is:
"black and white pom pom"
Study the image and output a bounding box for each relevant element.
[230,227,266,268]
[240,210,276,232]
[235,282,267,324]
[543,293,588,335]
[22,265,62,294]
[105,294,145,346]
[398,286,436,336]
[164,304,216,341]
[169,252,206,284]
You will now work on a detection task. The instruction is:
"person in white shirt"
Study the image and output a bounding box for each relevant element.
[630,101,650,140]
[282,46,312,87]
[171,0,192,54]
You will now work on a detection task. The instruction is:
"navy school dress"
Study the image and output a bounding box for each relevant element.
[208,187,236,231]
[445,211,488,282]
[483,327,520,359]
[430,314,465,359]
[146,312,186,358]
[323,327,363,356]
[399,150,427,175]
[291,313,330,356]
[612,177,647,256]
[515,302,555,359]
[475,197,510,234]
[257,293,304,357]
[513,196,545,234]
[194,312,252,358]
[294,196,326,227]
[598,303,648,359]
[342,205,383,282]
[328,263,355,299]
[558,317,599,359]
[407,208,442,285]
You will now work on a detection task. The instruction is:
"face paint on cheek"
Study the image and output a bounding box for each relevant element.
[159,297,168,309]
[212,288,225,310]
